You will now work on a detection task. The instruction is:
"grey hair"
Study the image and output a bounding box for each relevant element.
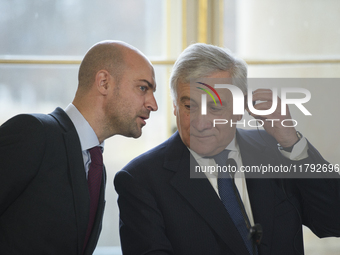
[170,43,248,104]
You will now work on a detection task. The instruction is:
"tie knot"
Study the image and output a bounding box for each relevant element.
[211,150,238,179]
[89,146,103,167]
[212,149,230,166]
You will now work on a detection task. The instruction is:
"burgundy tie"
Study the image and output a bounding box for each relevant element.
[83,146,103,252]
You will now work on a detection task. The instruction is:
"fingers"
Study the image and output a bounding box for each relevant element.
[247,88,292,119]
[251,89,275,103]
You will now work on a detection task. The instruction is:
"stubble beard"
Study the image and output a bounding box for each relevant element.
[108,86,144,138]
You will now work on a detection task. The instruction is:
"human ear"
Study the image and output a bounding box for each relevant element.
[173,102,177,116]
[95,70,112,95]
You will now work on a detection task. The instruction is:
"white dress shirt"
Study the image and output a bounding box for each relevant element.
[189,134,308,226]
[65,103,104,179]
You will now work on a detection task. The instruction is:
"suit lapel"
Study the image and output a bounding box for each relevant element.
[237,130,277,254]
[167,132,251,255]
[245,178,275,255]
[50,108,90,254]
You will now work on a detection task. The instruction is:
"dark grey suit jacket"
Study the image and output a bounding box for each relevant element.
[0,107,106,255]
[114,130,340,255]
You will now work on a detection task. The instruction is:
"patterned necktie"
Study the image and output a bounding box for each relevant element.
[83,146,103,252]
[214,150,256,255]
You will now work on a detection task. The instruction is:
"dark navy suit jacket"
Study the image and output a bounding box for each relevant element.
[0,107,106,255]
[115,130,340,255]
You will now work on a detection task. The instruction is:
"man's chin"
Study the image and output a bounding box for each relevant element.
[190,139,216,153]
[132,132,142,139]
[190,146,221,157]
[119,127,142,139]
[130,129,142,139]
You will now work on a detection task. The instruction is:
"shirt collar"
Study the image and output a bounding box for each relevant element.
[64,103,104,151]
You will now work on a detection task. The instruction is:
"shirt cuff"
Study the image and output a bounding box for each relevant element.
[279,137,309,161]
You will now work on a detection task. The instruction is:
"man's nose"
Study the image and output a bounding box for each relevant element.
[191,113,213,131]
[145,93,158,112]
